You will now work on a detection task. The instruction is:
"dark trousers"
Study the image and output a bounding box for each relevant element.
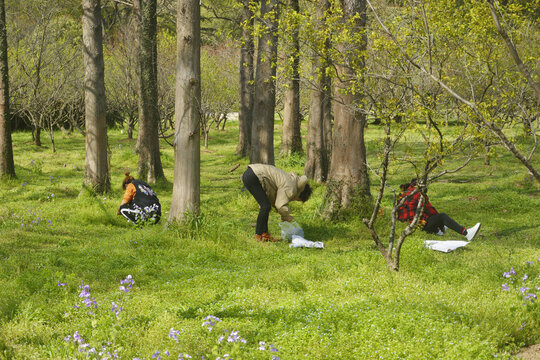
[424,213,465,235]
[242,167,271,235]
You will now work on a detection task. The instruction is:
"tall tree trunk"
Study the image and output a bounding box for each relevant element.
[236,0,254,157]
[280,0,302,157]
[323,0,370,219]
[250,0,280,165]
[304,0,331,183]
[82,0,110,193]
[168,0,200,222]
[135,0,165,184]
[0,0,14,179]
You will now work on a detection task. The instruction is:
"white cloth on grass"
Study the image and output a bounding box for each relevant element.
[290,235,324,249]
[424,240,469,253]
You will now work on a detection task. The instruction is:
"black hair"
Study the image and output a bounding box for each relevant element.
[298,183,312,202]
[400,178,417,192]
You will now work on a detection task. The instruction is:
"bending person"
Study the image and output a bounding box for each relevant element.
[397,178,480,240]
[117,172,161,225]
[242,164,312,242]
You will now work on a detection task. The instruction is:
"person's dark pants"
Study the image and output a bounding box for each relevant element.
[423,213,466,235]
[242,167,271,235]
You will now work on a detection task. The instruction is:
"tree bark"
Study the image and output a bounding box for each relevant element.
[82,0,110,193]
[168,0,200,222]
[323,0,371,219]
[236,0,254,157]
[304,0,331,183]
[250,0,280,165]
[280,0,302,157]
[135,0,165,184]
[0,0,14,179]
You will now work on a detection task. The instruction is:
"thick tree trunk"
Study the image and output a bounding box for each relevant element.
[135,0,165,184]
[323,0,371,219]
[168,0,200,222]
[0,0,14,179]
[280,0,302,157]
[304,0,331,183]
[82,0,110,193]
[250,0,280,165]
[236,0,254,157]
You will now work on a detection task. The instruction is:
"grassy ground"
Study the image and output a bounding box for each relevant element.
[0,121,539,359]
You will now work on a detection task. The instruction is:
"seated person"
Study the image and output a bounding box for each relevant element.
[397,178,480,240]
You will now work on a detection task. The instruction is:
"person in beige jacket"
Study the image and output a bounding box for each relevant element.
[242,164,312,242]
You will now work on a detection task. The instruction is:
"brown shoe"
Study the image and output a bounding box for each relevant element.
[261,232,279,242]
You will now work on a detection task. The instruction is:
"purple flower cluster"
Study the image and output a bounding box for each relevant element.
[120,275,135,293]
[202,315,221,331]
[79,282,97,311]
[217,330,247,344]
[501,260,539,305]
[12,208,51,228]
[258,341,280,359]
[168,328,180,343]
[112,301,123,318]
[65,331,118,357]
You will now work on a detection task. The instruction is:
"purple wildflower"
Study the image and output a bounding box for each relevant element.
[258,341,266,351]
[64,335,72,342]
[271,357,281,360]
[523,274,528,281]
[269,344,278,352]
[164,350,170,356]
[201,315,221,331]
[168,328,180,342]
[112,302,122,317]
[57,281,66,287]
[502,283,510,291]
[151,350,161,359]
[73,331,84,344]
[519,287,529,293]
[120,275,135,292]
[178,353,192,359]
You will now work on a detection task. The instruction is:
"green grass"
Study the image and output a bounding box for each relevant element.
[0,121,539,359]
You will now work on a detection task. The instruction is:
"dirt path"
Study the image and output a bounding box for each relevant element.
[517,344,540,359]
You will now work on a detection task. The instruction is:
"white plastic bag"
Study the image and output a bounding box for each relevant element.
[278,221,304,241]
[289,235,324,249]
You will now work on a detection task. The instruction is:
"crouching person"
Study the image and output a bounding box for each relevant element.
[117,172,161,225]
[242,164,312,242]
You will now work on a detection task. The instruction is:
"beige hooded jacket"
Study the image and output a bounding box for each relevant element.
[248,164,309,220]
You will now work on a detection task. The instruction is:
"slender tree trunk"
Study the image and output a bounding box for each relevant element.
[82,0,110,193]
[323,0,371,219]
[250,0,280,165]
[168,0,200,222]
[236,0,254,157]
[0,0,14,179]
[280,0,302,157]
[135,0,165,184]
[305,0,331,183]
[487,0,540,104]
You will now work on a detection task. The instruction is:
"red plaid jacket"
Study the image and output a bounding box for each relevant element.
[397,185,438,225]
